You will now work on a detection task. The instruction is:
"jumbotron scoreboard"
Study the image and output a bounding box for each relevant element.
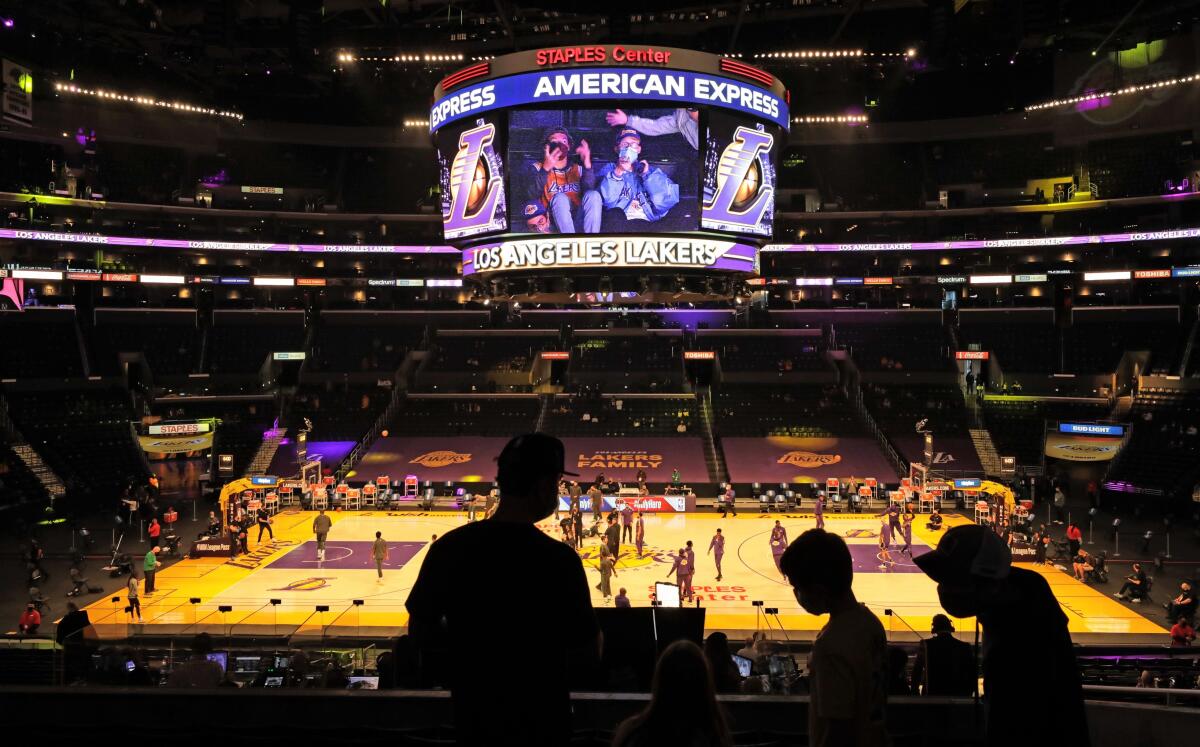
[429,46,788,285]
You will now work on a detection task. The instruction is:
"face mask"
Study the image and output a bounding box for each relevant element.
[619,146,639,162]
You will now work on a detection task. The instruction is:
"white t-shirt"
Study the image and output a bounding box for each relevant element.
[808,603,889,747]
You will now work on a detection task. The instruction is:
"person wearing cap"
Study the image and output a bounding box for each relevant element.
[914,525,1088,744]
[520,126,600,234]
[779,529,888,747]
[911,614,974,696]
[594,128,680,231]
[406,433,599,747]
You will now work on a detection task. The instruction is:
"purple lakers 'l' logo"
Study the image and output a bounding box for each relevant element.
[445,123,501,232]
[704,127,774,232]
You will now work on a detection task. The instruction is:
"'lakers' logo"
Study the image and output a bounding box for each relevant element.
[777,451,842,468]
[270,577,333,592]
[410,450,473,468]
[704,126,774,232]
[578,544,672,570]
[841,529,879,539]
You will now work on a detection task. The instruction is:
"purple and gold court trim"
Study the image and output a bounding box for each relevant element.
[269,540,427,570]
[847,543,927,573]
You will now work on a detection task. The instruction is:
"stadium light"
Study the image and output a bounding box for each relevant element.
[53,82,242,121]
[1026,72,1200,111]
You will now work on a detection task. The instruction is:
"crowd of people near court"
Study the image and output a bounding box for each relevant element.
[11,428,1195,746]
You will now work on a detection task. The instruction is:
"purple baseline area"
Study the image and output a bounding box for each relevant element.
[889,433,982,474]
[847,543,925,574]
[268,439,356,478]
[270,540,426,570]
[357,436,510,482]
[722,437,898,482]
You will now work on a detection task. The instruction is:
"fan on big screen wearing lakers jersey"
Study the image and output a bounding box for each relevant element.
[914,525,1089,746]
[406,433,600,747]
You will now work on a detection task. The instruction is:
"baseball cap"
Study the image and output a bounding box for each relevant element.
[616,128,641,143]
[522,200,547,219]
[496,433,578,483]
[543,127,571,146]
[913,524,1011,585]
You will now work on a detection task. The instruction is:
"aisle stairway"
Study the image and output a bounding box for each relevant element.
[247,427,287,476]
[10,443,66,500]
[968,428,1004,478]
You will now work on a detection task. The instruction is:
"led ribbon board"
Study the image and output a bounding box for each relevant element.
[429,67,790,133]
[462,236,758,275]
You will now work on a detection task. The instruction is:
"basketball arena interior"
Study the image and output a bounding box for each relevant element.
[2,1,1200,744]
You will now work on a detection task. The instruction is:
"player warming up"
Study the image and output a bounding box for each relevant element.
[634,512,645,558]
[770,520,788,577]
[312,509,332,561]
[708,528,725,582]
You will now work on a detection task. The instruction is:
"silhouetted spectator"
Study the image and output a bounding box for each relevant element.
[612,640,731,747]
[915,525,1089,745]
[703,632,743,694]
[407,433,599,746]
[780,529,888,747]
[911,614,975,696]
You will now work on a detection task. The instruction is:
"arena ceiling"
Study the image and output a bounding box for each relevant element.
[0,0,1197,124]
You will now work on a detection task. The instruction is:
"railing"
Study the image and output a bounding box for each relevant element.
[1083,684,1200,707]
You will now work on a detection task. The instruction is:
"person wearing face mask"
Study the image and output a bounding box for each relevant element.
[914,525,1089,746]
[406,433,600,747]
[521,126,600,234]
[595,128,680,231]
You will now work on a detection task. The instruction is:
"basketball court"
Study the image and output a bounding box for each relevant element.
[81,510,1168,644]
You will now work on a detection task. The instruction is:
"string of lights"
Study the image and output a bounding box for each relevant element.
[336,53,464,64]
[1025,72,1200,111]
[53,82,243,121]
[402,119,430,128]
[754,49,915,60]
[792,114,868,124]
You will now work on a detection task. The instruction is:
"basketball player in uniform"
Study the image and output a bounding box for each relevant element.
[634,512,645,558]
[770,520,788,576]
[901,506,914,555]
[685,540,695,574]
[887,500,903,537]
[879,514,894,570]
[667,547,693,601]
[814,492,825,530]
[708,528,725,581]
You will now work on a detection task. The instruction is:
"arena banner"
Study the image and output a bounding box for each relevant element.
[463,236,757,275]
[721,437,898,483]
[889,433,982,473]
[562,437,710,483]
[138,432,214,454]
[356,436,510,482]
[269,439,356,478]
[1044,433,1123,462]
[555,493,691,513]
[0,229,458,255]
[429,67,789,133]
